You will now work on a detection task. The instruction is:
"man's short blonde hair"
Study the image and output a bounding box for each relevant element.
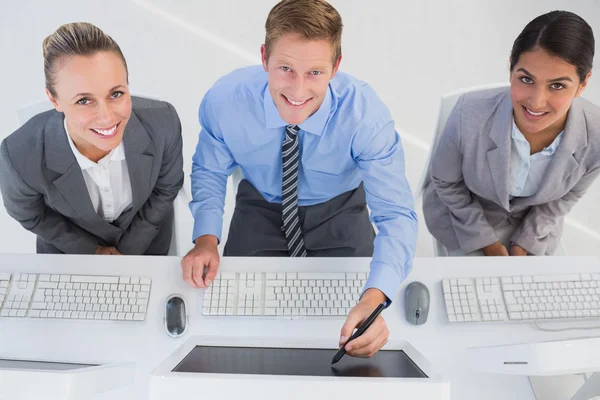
[264,0,343,65]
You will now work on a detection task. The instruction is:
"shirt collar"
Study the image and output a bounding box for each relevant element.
[263,84,332,136]
[64,117,125,169]
[511,119,564,156]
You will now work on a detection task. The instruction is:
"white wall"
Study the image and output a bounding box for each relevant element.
[0,0,599,256]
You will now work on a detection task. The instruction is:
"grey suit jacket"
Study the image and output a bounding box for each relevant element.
[423,87,600,255]
[0,97,184,255]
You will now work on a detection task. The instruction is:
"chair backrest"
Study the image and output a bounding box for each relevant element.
[169,183,194,256]
[15,100,54,126]
[231,167,243,196]
[415,83,509,198]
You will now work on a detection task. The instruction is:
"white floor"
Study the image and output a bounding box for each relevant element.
[1,0,599,256]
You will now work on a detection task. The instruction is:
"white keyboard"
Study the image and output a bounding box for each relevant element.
[202,272,367,317]
[443,273,600,323]
[0,273,151,321]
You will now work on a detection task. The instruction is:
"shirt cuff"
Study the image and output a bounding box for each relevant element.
[362,261,408,305]
[192,211,223,244]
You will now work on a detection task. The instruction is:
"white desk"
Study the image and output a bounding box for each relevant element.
[1,254,599,399]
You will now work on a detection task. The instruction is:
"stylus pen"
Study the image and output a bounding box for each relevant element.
[331,301,388,365]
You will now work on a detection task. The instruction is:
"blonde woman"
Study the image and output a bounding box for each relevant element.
[0,22,183,255]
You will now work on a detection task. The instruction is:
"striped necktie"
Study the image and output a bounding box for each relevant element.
[281,125,307,257]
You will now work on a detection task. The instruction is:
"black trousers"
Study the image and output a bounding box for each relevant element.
[224,180,375,257]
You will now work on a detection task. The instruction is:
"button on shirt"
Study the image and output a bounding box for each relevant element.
[509,120,564,198]
[64,119,133,222]
[190,66,418,301]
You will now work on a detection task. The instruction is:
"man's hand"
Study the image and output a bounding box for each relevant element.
[95,246,122,255]
[510,244,528,256]
[482,241,509,256]
[181,235,220,288]
[339,288,389,358]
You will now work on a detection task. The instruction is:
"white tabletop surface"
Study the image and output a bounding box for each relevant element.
[1,254,600,400]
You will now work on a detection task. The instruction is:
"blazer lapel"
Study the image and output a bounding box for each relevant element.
[486,93,513,210]
[518,100,585,204]
[122,112,154,215]
[44,113,106,224]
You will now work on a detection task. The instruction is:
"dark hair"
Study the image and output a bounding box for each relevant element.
[510,11,595,82]
[43,22,128,98]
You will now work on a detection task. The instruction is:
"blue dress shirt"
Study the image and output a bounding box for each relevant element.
[190,66,418,301]
[509,120,563,198]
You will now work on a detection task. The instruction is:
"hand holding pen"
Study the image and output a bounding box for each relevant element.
[333,292,389,364]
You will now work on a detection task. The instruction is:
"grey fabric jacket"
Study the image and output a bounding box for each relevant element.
[423,87,600,255]
[0,97,184,255]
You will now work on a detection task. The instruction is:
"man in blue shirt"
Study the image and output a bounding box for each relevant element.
[182,0,418,358]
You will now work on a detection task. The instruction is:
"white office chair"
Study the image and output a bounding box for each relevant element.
[15,100,53,125]
[169,182,194,256]
[230,167,243,196]
[418,83,567,256]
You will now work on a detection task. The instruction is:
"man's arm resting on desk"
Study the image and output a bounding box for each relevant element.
[183,151,230,289]
[188,94,237,245]
[188,164,230,249]
[182,95,237,288]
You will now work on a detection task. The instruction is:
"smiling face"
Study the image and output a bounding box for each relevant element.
[261,33,341,126]
[510,47,591,137]
[46,51,131,162]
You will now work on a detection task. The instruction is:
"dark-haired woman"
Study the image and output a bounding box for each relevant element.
[423,11,599,256]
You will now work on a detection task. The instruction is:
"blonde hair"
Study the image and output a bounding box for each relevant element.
[264,0,343,64]
[43,22,128,97]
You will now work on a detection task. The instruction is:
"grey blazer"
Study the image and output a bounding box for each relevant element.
[423,87,600,255]
[0,97,184,255]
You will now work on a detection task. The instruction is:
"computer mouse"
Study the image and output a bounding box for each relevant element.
[404,281,430,325]
[164,294,188,338]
